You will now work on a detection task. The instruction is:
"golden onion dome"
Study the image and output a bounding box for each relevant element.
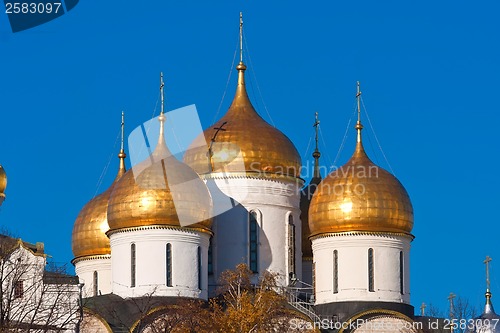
[72,116,128,261]
[0,165,6,204]
[309,106,413,237]
[183,62,301,178]
[107,111,212,233]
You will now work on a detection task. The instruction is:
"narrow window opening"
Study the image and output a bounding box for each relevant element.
[131,243,136,288]
[333,250,338,294]
[288,214,296,280]
[166,243,172,287]
[399,251,404,295]
[93,271,98,296]
[197,246,202,290]
[368,248,374,292]
[249,211,258,273]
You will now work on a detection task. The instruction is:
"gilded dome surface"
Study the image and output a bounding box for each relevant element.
[72,150,127,260]
[183,63,301,178]
[107,114,212,232]
[309,128,413,237]
[0,165,7,194]
[72,186,114,259]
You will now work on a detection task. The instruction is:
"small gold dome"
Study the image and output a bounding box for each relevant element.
[309,127,413,237]
[183,62,301,178]
[0,165,7,194]
[72,186,114,260]
[107,114,212,232]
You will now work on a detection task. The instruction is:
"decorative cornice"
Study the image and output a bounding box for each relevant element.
[106,224,213,237]
[310,231,415,242]
[201,171,305,186]
[72,254,111,265]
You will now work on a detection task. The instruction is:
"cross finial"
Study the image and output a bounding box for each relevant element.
[312,112,321,179]
[448,292,456,319]
[207,122,228,172]
[420,302,426,316]
[116,111,127,180]
[356,81,362,123]
[160,72,165,115]
[239,12,243,63]
[120,111,125,152]
[485,256,492,293]
[313,112,320,151]
[355,81,364,143]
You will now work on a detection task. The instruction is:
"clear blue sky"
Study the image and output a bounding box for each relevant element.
[1,0,499,315]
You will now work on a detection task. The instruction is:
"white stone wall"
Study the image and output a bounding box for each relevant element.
[75,256,111,297]
[312,233,412,305]
[2,245,80,332]
[207,176,302,287]
[109,227,210,299]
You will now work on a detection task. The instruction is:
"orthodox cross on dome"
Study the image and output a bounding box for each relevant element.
[154,72,167,158]
[313,112,320,152]
[160,72,165,116]
[312,112,321,179]
[117,111,127,178]
[448,292,456,331]
[485,256,492,294]
[207,121,227,172]
[420,302,426,316]
[120,111,125,153]
[355,81,364,143]
[239,12,243,63]
[212,122,227,143]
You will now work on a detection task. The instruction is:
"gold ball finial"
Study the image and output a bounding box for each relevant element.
[236,62,247,71]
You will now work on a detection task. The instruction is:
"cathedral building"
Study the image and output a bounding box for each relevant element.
[68,14,438,333]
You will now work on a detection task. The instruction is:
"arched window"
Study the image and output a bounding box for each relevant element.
[288,214,296,279]
[368,248,374,292]
[93,271,98,296]
[131,243,136,288]
[399,251,404,295]
[197,246,202,290]
[166,243,172,287]
[249,211,258,273]
[333,250,338,294]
